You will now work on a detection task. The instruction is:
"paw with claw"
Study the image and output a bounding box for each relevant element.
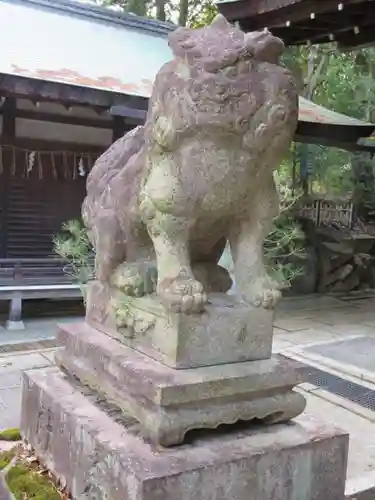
[110,262,157,297]
[243,276,281,310]
[158,272,208,313]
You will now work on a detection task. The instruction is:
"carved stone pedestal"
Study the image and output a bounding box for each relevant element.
[21,367,348,500]
[55,322,306,446]
[86,282,274,368]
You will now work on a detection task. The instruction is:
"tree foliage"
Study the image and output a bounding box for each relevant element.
[282,45,375,202]
[91,0,218,26]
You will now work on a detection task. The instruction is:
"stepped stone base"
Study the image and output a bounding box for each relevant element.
[21,367,349,500]
[55,322,306,446]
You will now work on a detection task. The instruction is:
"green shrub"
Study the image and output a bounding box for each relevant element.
[0,450,15,471]
[6,463,60,500]
[0,428,21,442]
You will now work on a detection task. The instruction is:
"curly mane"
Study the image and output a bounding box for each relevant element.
[143,15,295,146]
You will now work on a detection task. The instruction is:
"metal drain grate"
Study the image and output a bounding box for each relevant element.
[280,355,375,411]
[0,338,62,354]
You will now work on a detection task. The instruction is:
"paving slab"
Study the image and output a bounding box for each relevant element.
[277,295,348,312]
[344,298,375,310]
[0,440,21,452]
[285,346,375,389]
[322,324,375,337]
[346,471,375,499]
[272,338,294,353]
[40,349,61,363]
[0,316,83,346]
[0,372,23,390]
[274,317,332,332]
[299,387,375,480]
[275,300,362,323]
[0,329,55,346]
[318,311,375,327]
[275,328,341,345]
[0,387,21,430]
[306,337,375,373]
[0,353,51,374]
[0,351,55,429]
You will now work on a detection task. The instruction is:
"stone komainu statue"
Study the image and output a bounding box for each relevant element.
[82,15,298,314]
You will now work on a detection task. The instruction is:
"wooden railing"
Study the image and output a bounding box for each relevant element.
[0,258,83,329]
[0,258,73,286]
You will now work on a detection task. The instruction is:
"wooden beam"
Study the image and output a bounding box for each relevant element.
[294,133,360,151]
[1,97,16,139]
[338,25,375,50]
[270,2,375,29]
[0,73,149,112]
[0,139,8,257]
[220,0,365,29]
[220,0,304,21]
[268,2,375,45]
[112,116,126,142]
[306,4,375,27]
[3,108,116,130]
[0,136,105,153]
[110,105,147,122]
[296,121,375,147]
[274,25,361,46]
[110,106,146,141]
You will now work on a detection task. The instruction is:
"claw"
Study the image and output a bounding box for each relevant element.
[245,278,281,310]
[158,276,207,313]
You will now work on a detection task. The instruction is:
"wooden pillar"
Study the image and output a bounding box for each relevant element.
[1,97,16,140]
[110,105,146,143]
[112,116,126,143]
[0,96,16,258]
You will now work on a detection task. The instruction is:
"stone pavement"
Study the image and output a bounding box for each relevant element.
[0,316,81,429]
[1,294,375,484]
[0,349,59,429]
[274,293,375,483]
[0,316,82,347]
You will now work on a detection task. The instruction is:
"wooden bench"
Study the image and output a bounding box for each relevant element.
[0,258,82,330]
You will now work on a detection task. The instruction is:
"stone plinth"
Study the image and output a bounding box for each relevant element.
[21,367,348,500]
[86,282,274,368]
[55,322,306,447]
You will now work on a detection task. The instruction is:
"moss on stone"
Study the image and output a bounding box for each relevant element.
[0,450,15,471]
[0,428,21,441]
[6,463,61,500]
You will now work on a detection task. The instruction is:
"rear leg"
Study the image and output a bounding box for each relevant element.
[109,227,157,297]
[92,213,125,283]
[192,262,232,294]
[191,238,232,294]
[93,211,157,298]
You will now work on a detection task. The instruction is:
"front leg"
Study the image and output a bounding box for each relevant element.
[229,178,281,309]
[140,196,207,313]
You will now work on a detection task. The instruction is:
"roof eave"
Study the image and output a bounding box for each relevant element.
[6,0,176,35]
